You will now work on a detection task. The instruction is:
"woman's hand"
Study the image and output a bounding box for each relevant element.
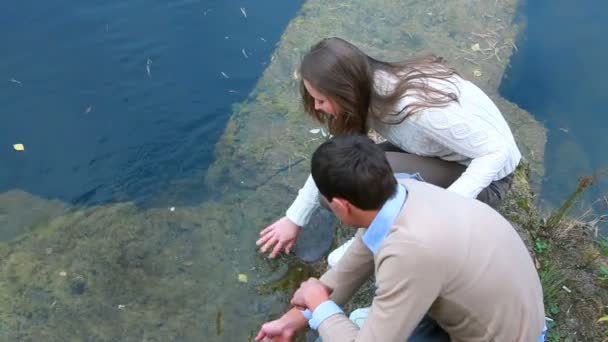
[257,217,301,258]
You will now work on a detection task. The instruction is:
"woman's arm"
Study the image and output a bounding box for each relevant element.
[257,175,320,257]
[286,174,321,226]
[412,107,511,198]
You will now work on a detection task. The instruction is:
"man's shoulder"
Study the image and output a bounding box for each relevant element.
[376,229,439,272]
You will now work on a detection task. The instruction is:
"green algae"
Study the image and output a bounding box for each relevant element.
[256,259,318,295]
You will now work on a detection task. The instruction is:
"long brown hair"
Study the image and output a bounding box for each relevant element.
[300,37,460,135]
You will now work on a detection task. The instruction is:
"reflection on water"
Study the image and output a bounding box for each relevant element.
[0,0,547,340]
[500,0,608,216]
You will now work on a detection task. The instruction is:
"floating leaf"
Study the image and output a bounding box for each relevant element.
[238,273,248,283]
[471,43,481,52]
[309,128,321,134]
[473,69,483,77]
[13,143,25,151]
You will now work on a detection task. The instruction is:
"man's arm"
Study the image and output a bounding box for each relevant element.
[256,231,375,341]
[255,307,309,341]
[319,229,375,305]
[317,241,443,342]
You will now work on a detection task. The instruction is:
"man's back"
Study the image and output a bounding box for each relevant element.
[387,178,545,341]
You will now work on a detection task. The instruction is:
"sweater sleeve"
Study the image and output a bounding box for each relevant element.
[319,230,375,306]
[317,240,442,342]
[413,109,510,198]
[285,174,320,227]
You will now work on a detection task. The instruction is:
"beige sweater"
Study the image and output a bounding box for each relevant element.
[317,179,544,342]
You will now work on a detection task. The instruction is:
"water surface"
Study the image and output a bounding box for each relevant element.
[500,0,608,215]
[0,0,301,206]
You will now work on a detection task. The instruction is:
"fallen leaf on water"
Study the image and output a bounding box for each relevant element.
[238,273,248,283]
[13,143,25,151]
[471,43,481,52]
[473,69,482,77]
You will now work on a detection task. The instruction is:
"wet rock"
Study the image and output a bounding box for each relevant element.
[70,277,86,295]
[294,206,337,263]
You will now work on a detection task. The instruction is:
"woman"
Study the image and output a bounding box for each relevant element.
[257,37,521,258]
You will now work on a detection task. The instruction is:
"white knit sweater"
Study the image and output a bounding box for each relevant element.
[286,73,521,227]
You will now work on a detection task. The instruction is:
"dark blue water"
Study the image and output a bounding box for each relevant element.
[0,0,302,206]
[500,0,608,209]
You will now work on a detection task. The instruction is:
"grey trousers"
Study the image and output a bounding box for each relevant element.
[379,142,514,208]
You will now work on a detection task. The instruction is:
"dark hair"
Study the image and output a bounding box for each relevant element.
[300,37,459,135]
[311,135,397,210]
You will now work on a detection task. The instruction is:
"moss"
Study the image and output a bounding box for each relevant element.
[257,259,318,294]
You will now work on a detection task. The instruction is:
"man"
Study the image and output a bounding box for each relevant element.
[256,135,545,342]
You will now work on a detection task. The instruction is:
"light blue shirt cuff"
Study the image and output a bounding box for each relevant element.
[300,309,312,320]
[309,300,344,330]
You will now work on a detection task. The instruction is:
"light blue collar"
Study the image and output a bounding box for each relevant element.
[361,182,408,254]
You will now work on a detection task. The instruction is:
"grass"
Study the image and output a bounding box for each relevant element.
[598,237,608,257]
[539,264,566,314]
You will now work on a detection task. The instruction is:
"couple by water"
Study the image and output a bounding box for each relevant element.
[253,37,546,342]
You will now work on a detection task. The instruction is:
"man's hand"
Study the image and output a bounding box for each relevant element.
[257,217,301,258]
[255,309,308,342]
[291,278,332,311]
[255,318,295,342]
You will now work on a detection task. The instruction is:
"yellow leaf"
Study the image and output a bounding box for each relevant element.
[473,69,483,77]
[13,143,25,151]
[598,315,608,322]
[238,273,248,283]
[471,43,481,52]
